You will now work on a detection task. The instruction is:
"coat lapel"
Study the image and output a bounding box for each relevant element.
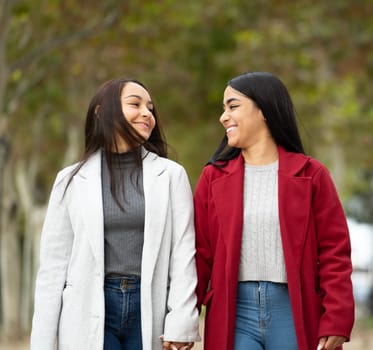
[278,146,312,274]
[210,156,245,340]
[141,149,168,283]
[75,151,104,268]
[74,148,168,280]
[211,156,245,282]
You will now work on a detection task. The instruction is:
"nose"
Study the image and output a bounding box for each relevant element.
[141,106,153,118]
[219,110,229,125]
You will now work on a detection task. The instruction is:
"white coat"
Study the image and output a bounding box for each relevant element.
[30,149,200,349]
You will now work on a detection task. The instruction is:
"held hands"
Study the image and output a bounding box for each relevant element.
[160,335,194,350]
[317,336,347,350]
[162,340,194,350]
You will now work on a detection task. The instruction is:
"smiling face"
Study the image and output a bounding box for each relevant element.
[220,85,269,151]
[117,82,156,151]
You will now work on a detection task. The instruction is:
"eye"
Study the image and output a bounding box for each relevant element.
[129,103,140,107]
[229,104,239,110]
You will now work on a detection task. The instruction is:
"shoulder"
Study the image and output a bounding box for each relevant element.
[145,150,186,174]
[54,151,101,186]
[280,147,330,178]
[145,153,193,195]
[53,162,80,188]
[159,156,185,172]
[296,154,338,193]
[194,161,236,194]
[304,156,331,177]
[200,163,223,178]
[199,159,237,180]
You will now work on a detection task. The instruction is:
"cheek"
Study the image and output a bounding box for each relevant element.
[121,108,132,123]
[150,117,156,130]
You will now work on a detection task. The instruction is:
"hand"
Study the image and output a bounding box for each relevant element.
[160,335,194,350]
[162,341,194,350]
[317,336,347,350]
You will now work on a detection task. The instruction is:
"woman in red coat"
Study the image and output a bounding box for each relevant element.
[194,72,354,350]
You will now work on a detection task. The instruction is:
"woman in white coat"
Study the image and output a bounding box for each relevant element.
[30,78,200,350]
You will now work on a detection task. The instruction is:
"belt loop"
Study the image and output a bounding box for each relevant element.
[121,279,128,289]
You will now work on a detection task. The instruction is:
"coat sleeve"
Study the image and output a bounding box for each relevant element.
[312,166,354,340]
[162,165,201,342]
[193,168,213,310]
[30,171,74,350]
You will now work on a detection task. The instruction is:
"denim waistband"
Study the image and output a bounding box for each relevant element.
[105,275,140,281]
[238,281,287,287]
[104,275,141,289]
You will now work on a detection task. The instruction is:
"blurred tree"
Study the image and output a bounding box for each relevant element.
[346,170,373,223]
[0,0,372,338]
[0,0,126,337]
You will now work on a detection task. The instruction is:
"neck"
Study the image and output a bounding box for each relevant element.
[241,140,278,165]
[113,138,131,153]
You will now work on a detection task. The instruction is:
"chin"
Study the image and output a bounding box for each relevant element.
[143,134,151,140]
[137,131,150,139]
[227,141,237,148]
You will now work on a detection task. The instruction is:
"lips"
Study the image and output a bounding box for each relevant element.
[226,126,237,134]
[134,122,150,130]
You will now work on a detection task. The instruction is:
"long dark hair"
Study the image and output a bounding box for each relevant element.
[64,78,168,205]
[210,72,305,166]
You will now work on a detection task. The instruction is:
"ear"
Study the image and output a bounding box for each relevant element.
[258,108,266,122]
[95,105,101,117]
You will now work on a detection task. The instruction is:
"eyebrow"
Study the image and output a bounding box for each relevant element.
[223,97,241,108]
[124,94,141,99]
[226,97,240,104]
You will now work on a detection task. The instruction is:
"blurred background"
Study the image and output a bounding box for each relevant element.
[0,0,372,348]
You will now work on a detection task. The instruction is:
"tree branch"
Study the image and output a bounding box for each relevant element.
[10,10,119,71]
[6,63,58,115]
[0,0,13,112]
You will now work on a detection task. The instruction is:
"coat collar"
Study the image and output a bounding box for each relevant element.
[76,150,101,179]
[77,147,165,180]
[219,145,310,177]
[278,146,310,177]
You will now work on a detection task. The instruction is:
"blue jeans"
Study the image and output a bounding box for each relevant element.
[234,281,298,350]
[104,276,142,350]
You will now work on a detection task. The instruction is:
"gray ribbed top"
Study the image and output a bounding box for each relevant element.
[101,150,144,277]
[238,160,287,283]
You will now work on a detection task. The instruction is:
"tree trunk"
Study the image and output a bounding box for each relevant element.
[0,161,21,339]
[0,0,14,336]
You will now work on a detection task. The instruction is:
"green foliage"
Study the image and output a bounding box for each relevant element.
[3,0,373,211]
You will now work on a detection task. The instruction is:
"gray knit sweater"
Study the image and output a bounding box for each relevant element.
[101,150,144,277]
[238,160,287,283]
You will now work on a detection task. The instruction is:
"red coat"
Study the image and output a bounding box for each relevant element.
[194,146,354,350]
